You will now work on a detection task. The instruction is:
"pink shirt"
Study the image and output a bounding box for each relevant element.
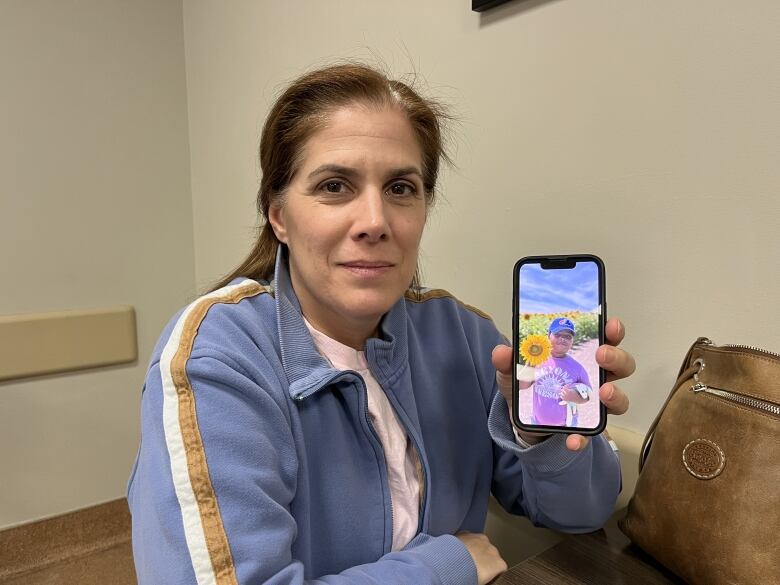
[305,321,421,551]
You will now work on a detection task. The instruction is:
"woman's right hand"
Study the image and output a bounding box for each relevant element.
[455,532,508,585]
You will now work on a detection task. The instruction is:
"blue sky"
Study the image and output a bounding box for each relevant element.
[518,262,600,314]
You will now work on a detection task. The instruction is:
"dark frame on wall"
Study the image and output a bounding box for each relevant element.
[472,0,514,11]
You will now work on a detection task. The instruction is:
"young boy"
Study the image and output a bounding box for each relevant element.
[520,317,593,427]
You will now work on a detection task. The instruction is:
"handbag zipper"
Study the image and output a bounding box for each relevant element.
[690,382,780,416]
[722,344,780,359]
[699,337,780,360]
[641,339,780,469]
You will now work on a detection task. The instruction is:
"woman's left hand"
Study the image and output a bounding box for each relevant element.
[492,317,635,452]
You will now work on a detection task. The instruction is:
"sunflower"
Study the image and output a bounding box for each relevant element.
[519,334,552,367]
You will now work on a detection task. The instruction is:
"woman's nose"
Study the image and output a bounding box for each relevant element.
[351,189,389,242]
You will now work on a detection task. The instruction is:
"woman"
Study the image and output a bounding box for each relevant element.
[128,63,634,585]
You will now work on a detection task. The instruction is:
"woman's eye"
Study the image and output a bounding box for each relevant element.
[387,183,417,197]
[322,181,345,193]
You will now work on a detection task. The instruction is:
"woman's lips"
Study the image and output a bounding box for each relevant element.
[339,261,394,277]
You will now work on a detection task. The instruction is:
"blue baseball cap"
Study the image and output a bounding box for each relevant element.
[549,317,575,335]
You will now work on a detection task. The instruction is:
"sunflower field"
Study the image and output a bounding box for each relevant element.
[518,311,599,346]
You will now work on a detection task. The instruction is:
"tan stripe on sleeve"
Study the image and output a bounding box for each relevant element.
[170,282,269,585]
[405,288,494,322]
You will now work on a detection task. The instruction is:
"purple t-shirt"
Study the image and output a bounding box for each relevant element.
[532,355,591,425]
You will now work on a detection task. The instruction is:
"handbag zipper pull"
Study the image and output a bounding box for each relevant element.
[689,358,708,392]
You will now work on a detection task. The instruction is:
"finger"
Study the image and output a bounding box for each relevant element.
[599,382,630,415]
[597,345,636,381]
[566,434,590,451]
[604,318,625,347]
[491,344,513,375]
[492,345,514,404]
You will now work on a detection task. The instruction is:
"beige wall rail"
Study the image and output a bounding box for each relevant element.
[0,307,137,382]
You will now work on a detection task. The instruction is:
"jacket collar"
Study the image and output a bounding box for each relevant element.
[272,246,410,400]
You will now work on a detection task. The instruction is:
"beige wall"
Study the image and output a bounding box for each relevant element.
[0,1,194,528]
[3,0,779,531]
[184,0,780,434]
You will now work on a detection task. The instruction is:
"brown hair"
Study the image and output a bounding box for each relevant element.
[210,62,451,292]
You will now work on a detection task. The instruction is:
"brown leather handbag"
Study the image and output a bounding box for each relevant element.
[619,338,780,585]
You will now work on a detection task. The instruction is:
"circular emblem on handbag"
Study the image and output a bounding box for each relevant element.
[682,438,725,480]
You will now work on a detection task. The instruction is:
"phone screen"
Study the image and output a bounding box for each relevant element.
[512,255,606,434]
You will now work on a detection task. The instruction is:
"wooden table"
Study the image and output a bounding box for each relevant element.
[495,514,686,584]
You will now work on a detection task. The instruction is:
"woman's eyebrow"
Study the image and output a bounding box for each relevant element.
[306,164,424,181]
[387,166,424,180]
[306,164,358,180]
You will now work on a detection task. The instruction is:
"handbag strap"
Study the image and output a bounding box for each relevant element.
[638,338,709,472]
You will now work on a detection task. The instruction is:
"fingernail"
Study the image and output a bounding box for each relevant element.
[600,346,613,362]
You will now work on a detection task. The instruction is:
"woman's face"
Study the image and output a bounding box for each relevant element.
[269,104,427,347]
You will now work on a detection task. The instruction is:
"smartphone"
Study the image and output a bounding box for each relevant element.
[511,255,606,435]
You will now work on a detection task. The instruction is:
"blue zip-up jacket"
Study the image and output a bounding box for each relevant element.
[128,252,621,584]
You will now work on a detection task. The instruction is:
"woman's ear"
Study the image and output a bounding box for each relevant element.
[268,203,288,244]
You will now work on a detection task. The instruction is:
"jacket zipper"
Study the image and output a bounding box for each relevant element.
[375,387,427,536]
[353,374,396,553]
[690,382,780,416]
[362,375,428,538]
[371,384,428,540]
[357,376,429,549]
[294,369,427,547]
[408,428,426,535]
